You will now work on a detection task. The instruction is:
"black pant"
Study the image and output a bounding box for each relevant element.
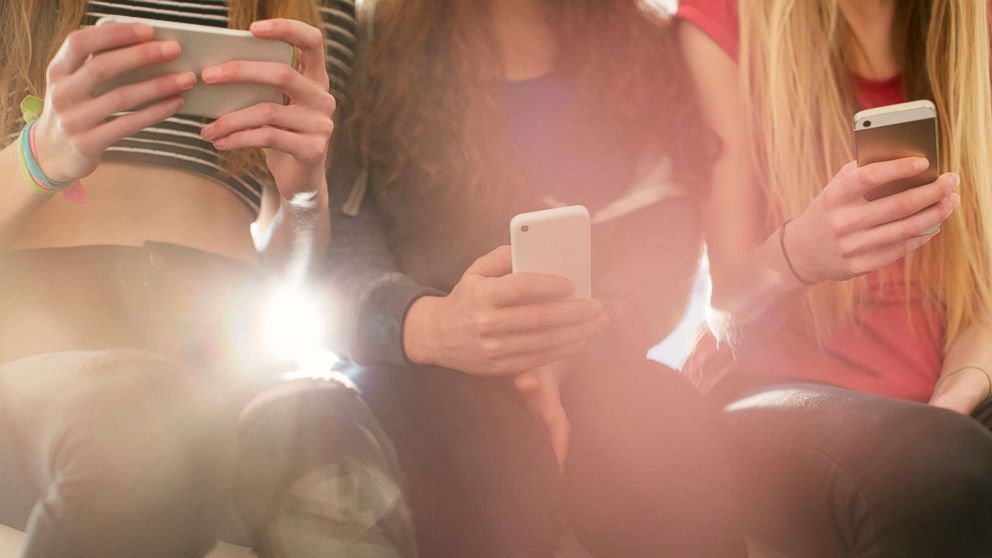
[711,375,992,558]
[255,357,745,557]
[0,244,265,557]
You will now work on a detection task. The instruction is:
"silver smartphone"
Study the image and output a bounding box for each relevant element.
[510,206,592,299]
[94,16,293,119]
[854,100,940,201]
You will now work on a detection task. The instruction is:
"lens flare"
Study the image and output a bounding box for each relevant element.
[261,285,326,365]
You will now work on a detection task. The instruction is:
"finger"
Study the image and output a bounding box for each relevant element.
[486,299,606,335]
[52,24,155,77]
[250,19,329,86]
[73,72,196,129]
[213,126,329,167]
[82,96,185,153]
[838,193,958,256]
[548,410,570,470]
[67,40,183,95]
[484,273,575,307]
[847,234,935,277]
[201,103,330,141]
[201,61,326,106]
[844,157,930,200]
[468,246,513,278]
[842,173,960,231]
[497,314,610,358]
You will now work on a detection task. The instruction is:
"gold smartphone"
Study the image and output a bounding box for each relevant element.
[854,100,939,201]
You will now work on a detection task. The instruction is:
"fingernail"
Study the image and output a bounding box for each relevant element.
[176,72,196,89]
[161,41,181,57]
[202,66,221,82]
[914,158,929,171]
[136,24,154,40]
[950,173,961,189]
[201,125,215,139]
[950,193,961,208]
[252,21,272,33]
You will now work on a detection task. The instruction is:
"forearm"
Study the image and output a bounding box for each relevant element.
[707,226,809,348]
[0,144,52,247]
[255,184,331,280]
[931,320,992,412]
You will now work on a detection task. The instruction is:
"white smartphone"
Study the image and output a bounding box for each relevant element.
[854,100,940,201]
[510,206,592,299]
[94,16,294,119]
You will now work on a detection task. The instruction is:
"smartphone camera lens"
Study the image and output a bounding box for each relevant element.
[521,225,530,233]
[863,120,872,128]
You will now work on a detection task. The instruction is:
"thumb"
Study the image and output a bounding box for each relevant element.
[514,371,541,393]
[546,407,570,472]
[467,245,512,278]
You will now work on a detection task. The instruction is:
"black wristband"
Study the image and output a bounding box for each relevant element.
[779,220,815,286]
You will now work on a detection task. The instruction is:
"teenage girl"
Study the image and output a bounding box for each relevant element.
[679,0,992,555]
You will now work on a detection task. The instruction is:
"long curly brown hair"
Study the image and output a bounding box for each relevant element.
[348,0,715,208]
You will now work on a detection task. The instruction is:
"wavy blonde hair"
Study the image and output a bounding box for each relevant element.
[0,0,321,176]
[739,0,992,349]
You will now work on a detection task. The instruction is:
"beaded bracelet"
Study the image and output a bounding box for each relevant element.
[16,95,85,202]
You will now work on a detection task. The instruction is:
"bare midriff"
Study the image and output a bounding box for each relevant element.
[7,162,259,264]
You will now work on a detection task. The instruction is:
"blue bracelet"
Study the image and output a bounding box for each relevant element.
[20,121,75,192]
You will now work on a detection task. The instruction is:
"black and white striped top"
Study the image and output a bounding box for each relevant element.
[5,0,357,213]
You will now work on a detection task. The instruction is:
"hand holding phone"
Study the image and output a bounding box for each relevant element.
[402,244,608,377]
[781,101,960,284]
[30,22,196,183]
[198,18,337,203]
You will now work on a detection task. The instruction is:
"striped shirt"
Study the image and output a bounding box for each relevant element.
[5,0,357,213]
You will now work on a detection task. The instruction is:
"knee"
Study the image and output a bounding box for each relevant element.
[236,377,417,556]
[52,351,229,517]
[236,376,394,515]
[863,409,992,547]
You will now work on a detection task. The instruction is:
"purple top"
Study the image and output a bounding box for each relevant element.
[503,70,632,213]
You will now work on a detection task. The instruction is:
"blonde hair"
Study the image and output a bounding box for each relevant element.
[739,0,992,349]
[0,0,321,176]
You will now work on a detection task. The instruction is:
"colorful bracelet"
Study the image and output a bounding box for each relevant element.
[18,122,75,193]
[17,95,85,202]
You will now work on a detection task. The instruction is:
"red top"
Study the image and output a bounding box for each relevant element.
[678,0,943,402]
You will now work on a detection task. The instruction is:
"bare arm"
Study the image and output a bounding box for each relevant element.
[0,145,52,246]
[930,320,992,415]
[0,24,193,248]
[200,19,336,278]
[679,22,808,346]
[679,22,960,349]
[252,181,330,279]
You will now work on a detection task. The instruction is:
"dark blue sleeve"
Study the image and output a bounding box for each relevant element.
[325,135,441,366]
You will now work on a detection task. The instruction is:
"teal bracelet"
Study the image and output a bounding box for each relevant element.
[20,121,75,192]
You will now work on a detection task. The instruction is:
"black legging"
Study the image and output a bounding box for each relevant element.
[711,374,992,558]
[243,356,747,558]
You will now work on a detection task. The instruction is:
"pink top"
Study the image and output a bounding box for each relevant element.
[679,0,944,402]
